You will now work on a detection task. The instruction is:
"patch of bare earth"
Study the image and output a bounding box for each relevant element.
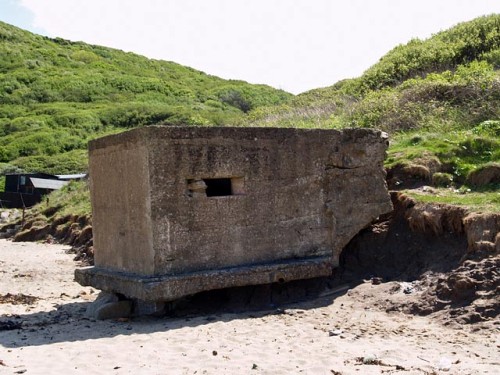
[340,192,499,328]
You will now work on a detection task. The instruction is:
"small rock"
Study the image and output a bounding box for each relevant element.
[329,329,343,336]
[282,308,307,315]
[421,185,436,193]
[85,292,132,320]
[212,350,218,356]
[362,354,378,364]
[403,286,414,294]
[437,357,452,371]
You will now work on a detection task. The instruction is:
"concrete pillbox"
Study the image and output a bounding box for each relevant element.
[75,126,392,301]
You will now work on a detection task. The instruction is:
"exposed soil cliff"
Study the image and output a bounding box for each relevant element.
[340,192,499,325]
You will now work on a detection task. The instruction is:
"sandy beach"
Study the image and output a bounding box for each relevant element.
[0,239,498,374]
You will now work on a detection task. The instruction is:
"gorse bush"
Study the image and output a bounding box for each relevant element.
[354,14,500,93]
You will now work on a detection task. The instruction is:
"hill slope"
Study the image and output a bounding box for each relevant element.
[247,15,500,199]
[0,21,292,176]
[249,14,500,129]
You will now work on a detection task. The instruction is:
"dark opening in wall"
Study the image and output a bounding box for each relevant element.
[187,177,245,197]
[204,178,232,197]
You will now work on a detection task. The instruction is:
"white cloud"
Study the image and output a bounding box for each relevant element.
[17,0,500,93]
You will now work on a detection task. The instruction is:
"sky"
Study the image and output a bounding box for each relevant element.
[0,0,499,94]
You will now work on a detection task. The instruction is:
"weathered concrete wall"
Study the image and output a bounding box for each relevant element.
[89,134,154,274]
[76,126,392,301]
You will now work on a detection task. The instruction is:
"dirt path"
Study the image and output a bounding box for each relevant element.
[0,239,498,374]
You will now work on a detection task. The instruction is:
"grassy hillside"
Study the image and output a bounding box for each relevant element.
[248,14,500,129]
[246,14,500,205]
[0,21,292,177]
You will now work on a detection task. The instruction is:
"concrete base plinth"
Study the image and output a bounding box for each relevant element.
[75,256,332,302]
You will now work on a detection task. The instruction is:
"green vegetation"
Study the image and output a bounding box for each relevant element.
[18,180,90,225]
[404,188,500,213]
[248,15,500,131]
[0,21,291,174]
[35,180,91,218]
[245,14,500,212]
[386,122,500,183]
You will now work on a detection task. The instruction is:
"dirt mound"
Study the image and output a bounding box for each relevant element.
[386,156,442,189]
[383,252,500,325]
[386,163,430,189]
[466,163,500,187]
[463,211,500,251]
[435,255,499,320]
[340,192,499,324]
[387,160,500,189]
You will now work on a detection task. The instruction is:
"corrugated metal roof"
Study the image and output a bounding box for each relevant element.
[30,178,69,190]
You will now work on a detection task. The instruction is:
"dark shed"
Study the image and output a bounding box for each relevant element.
[0,173,86,208]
